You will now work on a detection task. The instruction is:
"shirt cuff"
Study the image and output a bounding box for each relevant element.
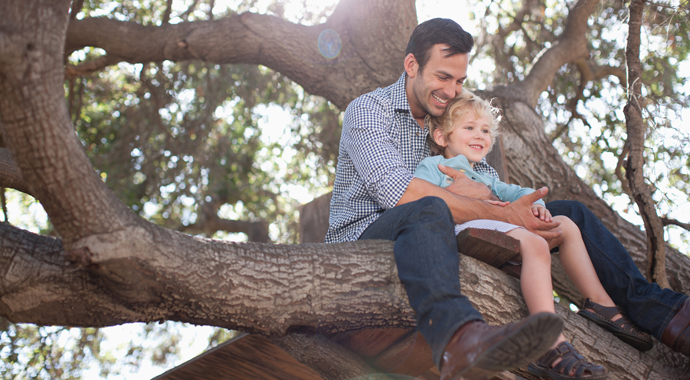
[374,168,414,209]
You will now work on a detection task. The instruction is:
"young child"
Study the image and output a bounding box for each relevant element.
[415,90,652,380]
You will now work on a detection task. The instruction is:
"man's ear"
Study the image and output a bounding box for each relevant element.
[433,128,448,147]
[404,53,419,78]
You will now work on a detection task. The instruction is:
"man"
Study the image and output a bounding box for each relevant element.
[326,18,563,379]
[326,18,689,379]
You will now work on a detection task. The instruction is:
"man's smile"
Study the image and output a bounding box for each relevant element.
[432,93,449,105]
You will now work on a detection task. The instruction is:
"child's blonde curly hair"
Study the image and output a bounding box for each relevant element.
[425,89,502,157]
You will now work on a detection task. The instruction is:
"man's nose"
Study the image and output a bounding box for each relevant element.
[454,83,463,97]
[443,82,460,98]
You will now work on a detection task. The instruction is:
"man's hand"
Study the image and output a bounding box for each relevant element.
[439,164,499,201]
[531,203,553,222]
[503,187,561,240]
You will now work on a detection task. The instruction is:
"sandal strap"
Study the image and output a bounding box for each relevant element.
[582,299,643,334]
[536,341,606,378]
[582,299,623,320]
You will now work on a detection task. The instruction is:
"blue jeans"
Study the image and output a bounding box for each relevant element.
[359,196,483,368]
[547,200,688,339]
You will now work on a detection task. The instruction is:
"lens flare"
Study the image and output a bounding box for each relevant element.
[318,29,342,59]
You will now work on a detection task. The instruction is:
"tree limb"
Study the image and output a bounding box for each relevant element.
[614,144,634,199]
[508,0,600,106]
[69,0,83,20]
[0,222,686,379]
[64,54,122,79]
[661,217,690,232]
[64,0,416,109]
[1,0,140,246]
[623,0,670,289]
[180,215,270,242]
[0,148,33,197]
[162,0,173,25]
[570,58,626,111]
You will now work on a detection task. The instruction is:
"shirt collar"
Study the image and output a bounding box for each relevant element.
[390,73,411,113]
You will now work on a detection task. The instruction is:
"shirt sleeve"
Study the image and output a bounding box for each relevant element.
[341,96,414,210]
[414,157,443,187]
[490,178,545,206]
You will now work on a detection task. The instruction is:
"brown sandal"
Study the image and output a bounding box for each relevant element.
[527,341,607,380]
[577,298,653,351]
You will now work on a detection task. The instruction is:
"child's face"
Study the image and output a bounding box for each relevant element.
[440,113,492,163]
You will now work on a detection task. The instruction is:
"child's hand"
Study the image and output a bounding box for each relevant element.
[531,204,553,222]
[485,200,510,207]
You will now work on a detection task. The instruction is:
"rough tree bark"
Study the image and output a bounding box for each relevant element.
[623,0,670,289]
[1,222,687,379]
[0,0,688,378]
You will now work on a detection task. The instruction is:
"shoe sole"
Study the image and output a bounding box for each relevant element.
[453,313,564,380]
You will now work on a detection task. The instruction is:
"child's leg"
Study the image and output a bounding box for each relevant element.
[553,215,654,352]
[551,216,619,314]
[512,226,606,376]
[506,228,567,347]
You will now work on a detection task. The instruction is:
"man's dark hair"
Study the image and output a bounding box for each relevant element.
[405,18,474,72]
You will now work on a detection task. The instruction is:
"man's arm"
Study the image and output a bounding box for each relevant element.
[398,177,561,240]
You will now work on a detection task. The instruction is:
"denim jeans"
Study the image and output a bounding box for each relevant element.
[547,200,688,339]
[359,196,483,368]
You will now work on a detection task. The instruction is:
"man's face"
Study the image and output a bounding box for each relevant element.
[406,45,469,121]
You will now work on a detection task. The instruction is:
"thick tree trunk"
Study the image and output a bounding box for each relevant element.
[0,222,687,379]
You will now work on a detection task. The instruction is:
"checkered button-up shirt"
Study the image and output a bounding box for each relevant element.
[325,74,429,242]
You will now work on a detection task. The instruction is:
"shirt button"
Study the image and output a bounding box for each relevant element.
[416,132,420,136]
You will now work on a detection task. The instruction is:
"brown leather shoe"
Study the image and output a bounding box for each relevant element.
[661,297,690,356]
[439,312,563,380]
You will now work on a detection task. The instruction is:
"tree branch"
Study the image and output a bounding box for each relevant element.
[162,0,173,25]
[69,0,84,20]
[661,217,690,232]
[180,216,270,242]
[0,222,686,379]
[614,144,634,199]
[0,0,139,247]
[570,58,626,110]
[64,54,122,79]
[623,0,669,289]
[0,148,33,197]
[508,0,600,106]
[63,0,416,109]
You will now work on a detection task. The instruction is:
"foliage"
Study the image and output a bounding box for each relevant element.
[470,0,690,245]
[64,0,339,241]
[0,317,112,379]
